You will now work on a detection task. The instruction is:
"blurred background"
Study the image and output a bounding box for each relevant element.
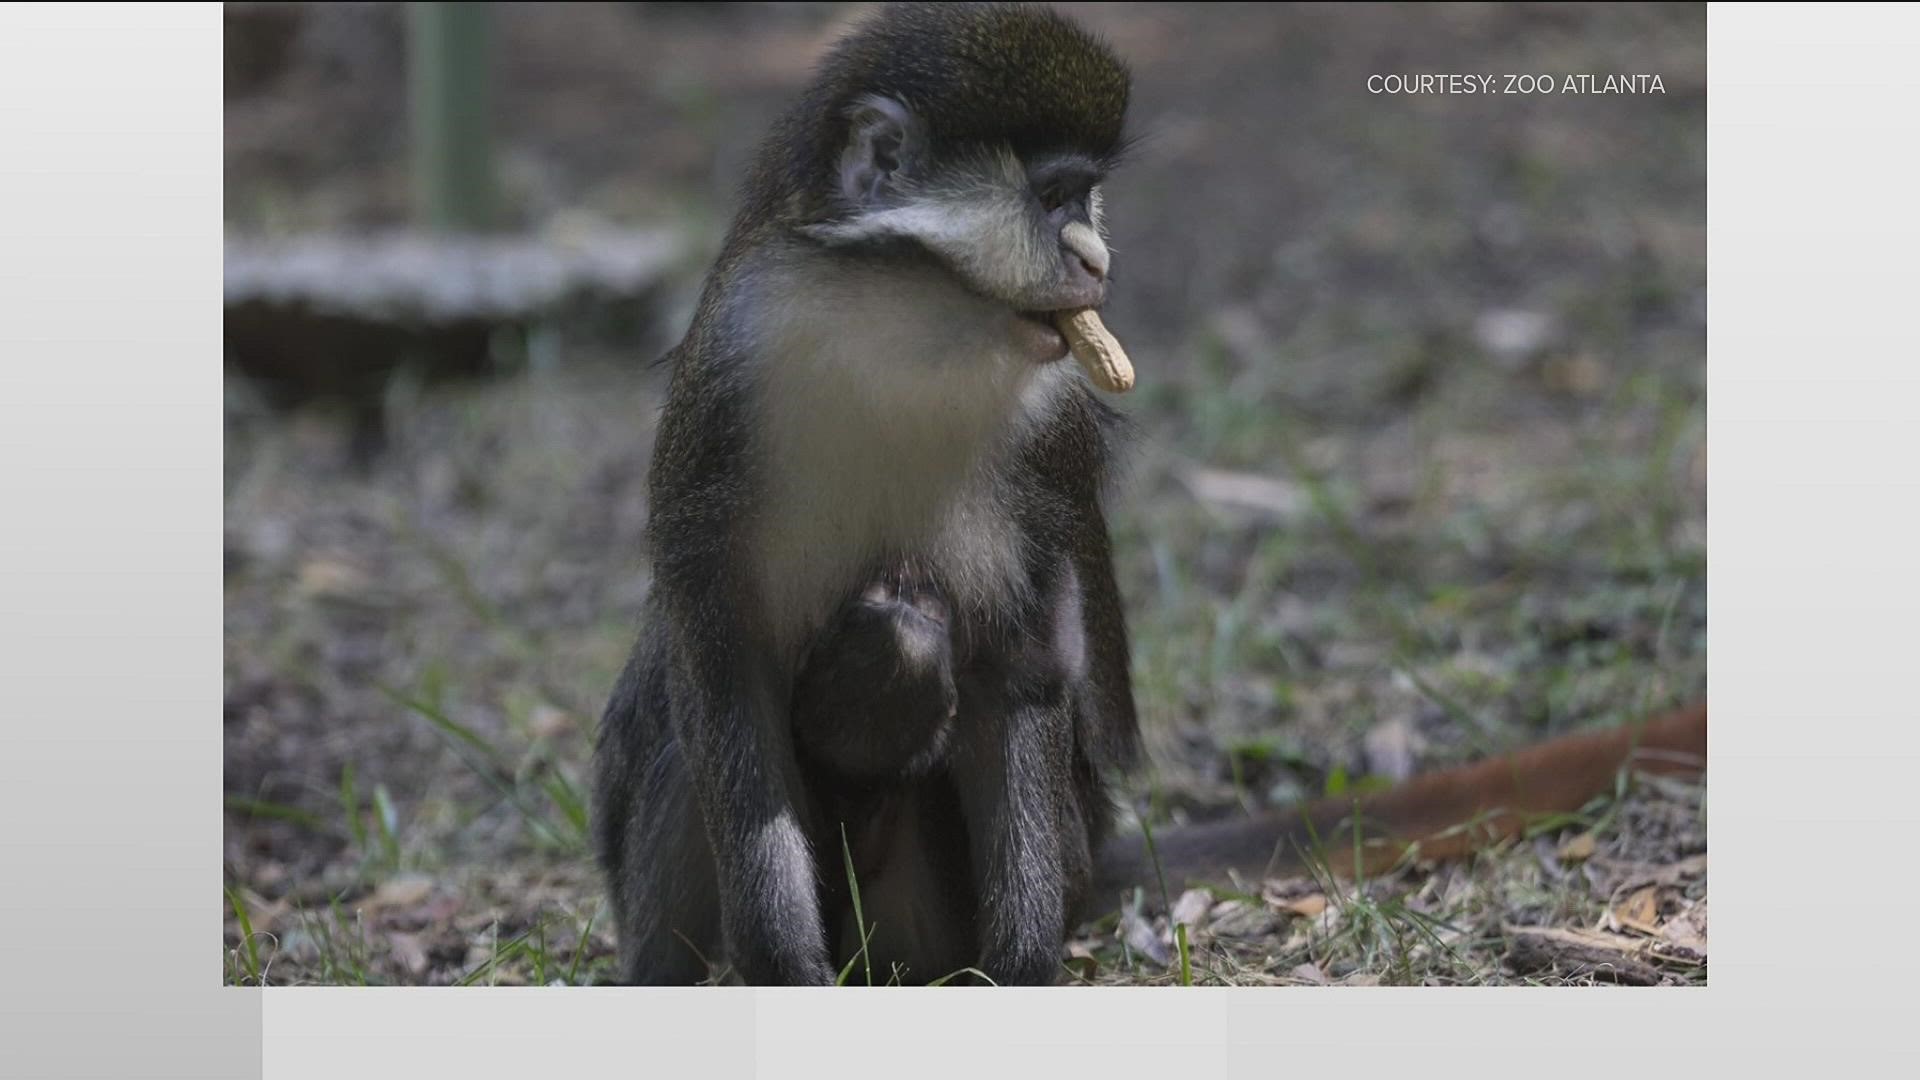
[224,2,1706,986]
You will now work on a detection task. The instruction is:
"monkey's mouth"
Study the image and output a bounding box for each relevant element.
[1013,309,1071,362]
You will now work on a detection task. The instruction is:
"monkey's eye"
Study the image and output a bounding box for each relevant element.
[1034,179,1090,216]
[1029,158,1100,218]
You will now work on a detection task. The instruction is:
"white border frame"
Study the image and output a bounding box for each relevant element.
[6,2,1920,1077]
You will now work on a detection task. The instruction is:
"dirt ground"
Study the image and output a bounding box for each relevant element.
[223,2,1706,986]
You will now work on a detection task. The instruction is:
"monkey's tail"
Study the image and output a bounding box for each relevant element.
[1088,704,1707,912]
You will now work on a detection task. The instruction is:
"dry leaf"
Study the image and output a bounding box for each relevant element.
[1606,884,1664,936]
[1278,893,1329,919]
[1290,962,1329,986]
[1363,716,1424,782]
[1591,853,1708,887]
[529,704,574,740]
[1118,907,1170,968]
[1178,467,1307,520]
[1473,308,1557,364]
[387,931,429,976]
[1170,889,1213,933]
[1064,942,1102,980]
[362,873,435,912]
[1557,831,1598,863]
[1206,901,1278,940]
[296,558,369,599]
[1658,898,1708,960]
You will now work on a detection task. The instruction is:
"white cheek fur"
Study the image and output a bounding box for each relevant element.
[800,148,1056,306]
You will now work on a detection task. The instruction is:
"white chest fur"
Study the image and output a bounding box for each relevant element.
[744,261,1073,662]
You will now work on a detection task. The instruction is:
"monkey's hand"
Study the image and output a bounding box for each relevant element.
[793,579,958,781]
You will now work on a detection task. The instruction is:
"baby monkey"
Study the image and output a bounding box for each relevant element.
[792,569,959,784]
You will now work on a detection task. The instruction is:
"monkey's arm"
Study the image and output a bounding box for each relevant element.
[950,662,1089,986]
[1029,389,1141,782]
[921,390,1135,985]
[944,548,1112,986]
[1063,424,1141,783]
[661,630,835,984]
[1089,703,1708,912]
[646,379,837,987]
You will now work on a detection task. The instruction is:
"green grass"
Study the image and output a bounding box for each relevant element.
[835,823,876,988]
[383,679,591,854]
[225,886,264,985]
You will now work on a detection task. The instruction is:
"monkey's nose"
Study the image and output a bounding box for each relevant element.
[1060,221,1110,282]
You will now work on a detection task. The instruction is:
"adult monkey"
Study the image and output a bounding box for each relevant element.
[591,2,1709,986]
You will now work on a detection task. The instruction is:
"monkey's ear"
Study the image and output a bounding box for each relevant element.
[838,95,923,207]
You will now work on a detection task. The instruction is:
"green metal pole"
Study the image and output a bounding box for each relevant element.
[408,3,495,232]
